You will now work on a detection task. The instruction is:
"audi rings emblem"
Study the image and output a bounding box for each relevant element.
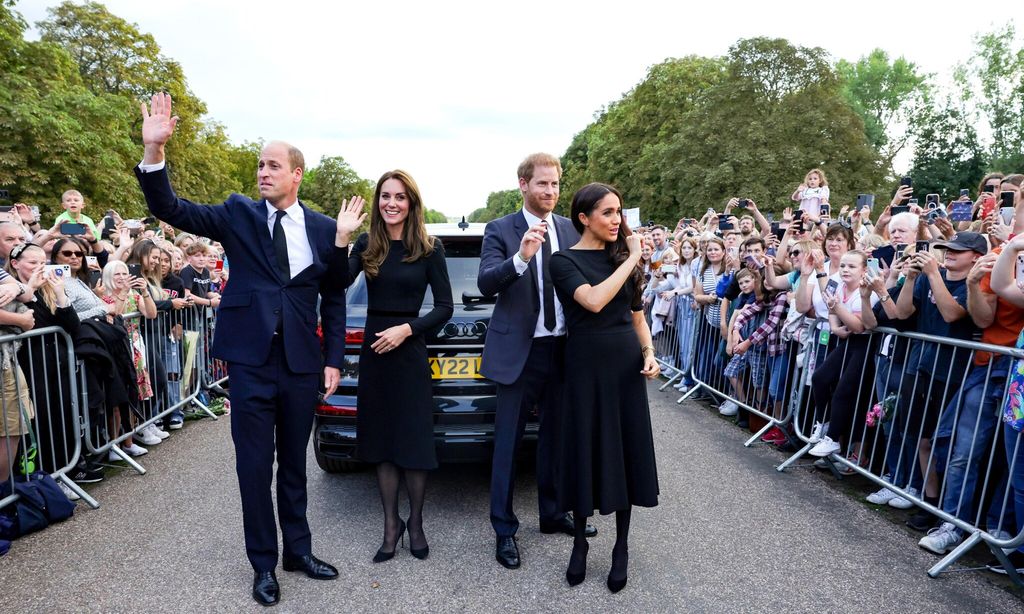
[441,321,488,338]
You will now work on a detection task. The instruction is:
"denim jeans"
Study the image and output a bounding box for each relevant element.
[940,364,1006,527]
[1004,424,1024,552]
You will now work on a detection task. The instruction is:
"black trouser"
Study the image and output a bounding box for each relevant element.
[490,336,564,537]
[228,335,318,572]
[813,335,872,445]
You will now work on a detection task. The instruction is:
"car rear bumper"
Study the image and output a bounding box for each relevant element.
[315,420,539,465]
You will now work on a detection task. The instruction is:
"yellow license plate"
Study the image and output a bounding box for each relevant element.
[429,356,483,379]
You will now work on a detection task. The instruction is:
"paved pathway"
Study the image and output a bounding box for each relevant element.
[2,384,1022,612]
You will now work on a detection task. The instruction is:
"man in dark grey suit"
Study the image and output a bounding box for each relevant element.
[478,153,596,570]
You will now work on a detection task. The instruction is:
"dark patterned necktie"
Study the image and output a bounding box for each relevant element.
[541,220,555,331]
[273,210,290,279]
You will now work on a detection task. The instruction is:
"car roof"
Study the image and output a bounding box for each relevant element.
[426,222,487,237]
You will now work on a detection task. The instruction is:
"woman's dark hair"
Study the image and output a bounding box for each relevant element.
[570,182,644,298]
[51,236,91,283]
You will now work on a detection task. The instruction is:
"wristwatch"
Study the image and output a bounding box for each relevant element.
[879,294,891,303]
[815,272,828,279]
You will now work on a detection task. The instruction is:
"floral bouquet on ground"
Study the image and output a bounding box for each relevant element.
[867,392,896,428]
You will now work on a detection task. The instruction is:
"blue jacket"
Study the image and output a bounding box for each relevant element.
[477,210,579,385]
[134,166,348,374]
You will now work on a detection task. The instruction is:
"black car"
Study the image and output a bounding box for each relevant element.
[314,222,539,472]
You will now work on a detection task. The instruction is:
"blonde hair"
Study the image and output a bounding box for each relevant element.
[6,245,58,313]
[805,168,828,187]
[101,259,129,299]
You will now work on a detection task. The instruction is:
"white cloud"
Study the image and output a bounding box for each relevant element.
[15,0,1021,216]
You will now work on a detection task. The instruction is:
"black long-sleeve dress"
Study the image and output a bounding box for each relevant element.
[347,233,454,470]
[549,248,659,516]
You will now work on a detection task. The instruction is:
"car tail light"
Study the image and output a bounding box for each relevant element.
[317,404,357,417]
[345,328,364,344]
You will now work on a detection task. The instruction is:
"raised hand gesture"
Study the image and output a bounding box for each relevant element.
[335,196,367,247]
[140,92,179,164]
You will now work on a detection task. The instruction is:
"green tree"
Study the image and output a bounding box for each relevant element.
[299,155,374,218]
[0,1,143,219]
[837,49,930,175]
[660,38,885,219]
[37,1,233,207]
[907,94,986,201]
[560,56,726,218]
[958,24,1024,171]
[423,209,448,223]
[467,189,521,223]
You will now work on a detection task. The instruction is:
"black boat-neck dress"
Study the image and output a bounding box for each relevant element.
[347,233,453,470]
[549,248,659,516]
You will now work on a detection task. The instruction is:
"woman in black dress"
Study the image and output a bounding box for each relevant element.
[549,182,660,593]
[336,170,453,562]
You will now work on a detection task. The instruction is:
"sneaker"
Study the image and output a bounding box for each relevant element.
[888,487,918,510]
[168,418,184,431]
[68,465,104,484]
[674,381,688,391]
[151,425,170,440]
[59,482,80,502]
[108,448,124,463]
[761,426,786,444]
[919,522,962,555]
[809,421,829,443]
[718,400,739,416]
[122,443,149,457]
[813,457,830,469]
[986,551,1024,575]
[809,436,840,457]
[136,427,161,446]
[867,486,899,505]
[907,507,938,532]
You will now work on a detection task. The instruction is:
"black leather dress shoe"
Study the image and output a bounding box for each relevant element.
[540,513,598,538]
[252,571,280,607]
[282,554,339,580]
[495,536,520,569]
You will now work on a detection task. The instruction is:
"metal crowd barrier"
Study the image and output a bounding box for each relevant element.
[0,326,90,510]
[664,299,1024,586]
[80,306,218,478]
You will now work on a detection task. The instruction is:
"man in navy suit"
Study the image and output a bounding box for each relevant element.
[135,93,351,606]
[478,153,596,570]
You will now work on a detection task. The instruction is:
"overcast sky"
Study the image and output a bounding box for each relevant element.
[15,1,1022,217]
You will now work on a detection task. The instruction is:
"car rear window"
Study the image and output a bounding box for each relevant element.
[346,237,483,306]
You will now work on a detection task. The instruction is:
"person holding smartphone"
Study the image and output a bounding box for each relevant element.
[807,252,879,471]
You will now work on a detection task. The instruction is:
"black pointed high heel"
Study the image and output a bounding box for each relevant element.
[565,541,588,586]
[407,517,429,560]
[607,545,628,593]
[372,519,406,563]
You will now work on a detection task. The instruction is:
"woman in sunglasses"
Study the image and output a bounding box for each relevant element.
[52,237,113,321]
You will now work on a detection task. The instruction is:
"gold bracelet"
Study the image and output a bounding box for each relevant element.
[641,345,655,356]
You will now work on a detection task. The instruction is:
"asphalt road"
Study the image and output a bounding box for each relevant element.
[2,383,1023,613]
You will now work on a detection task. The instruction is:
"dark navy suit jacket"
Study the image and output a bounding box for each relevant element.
[134,166,347,374]
[478,210,579,385]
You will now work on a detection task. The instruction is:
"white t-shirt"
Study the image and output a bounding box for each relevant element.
[799,186,830,217]
[811,275,879,329]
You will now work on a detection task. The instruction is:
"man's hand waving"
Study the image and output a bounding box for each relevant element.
[140,92,179,165]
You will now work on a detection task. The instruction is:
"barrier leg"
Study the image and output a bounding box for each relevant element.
[658,371,681,392]
[744,420,774,448]
[983,542,1024,588]
[677,382,703,403]
[777,442,814,472]
[190,396,219,420]
[57,474,99,509]
[927,531,984,578]
[105,444,147,475]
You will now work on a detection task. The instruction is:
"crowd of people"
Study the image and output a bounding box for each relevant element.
[0,189,227,507]
[636,168,1024,573]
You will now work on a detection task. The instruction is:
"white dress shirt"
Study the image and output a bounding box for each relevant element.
[512,208,566,338]
[265,202,313,279]
[137,159,314,279]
